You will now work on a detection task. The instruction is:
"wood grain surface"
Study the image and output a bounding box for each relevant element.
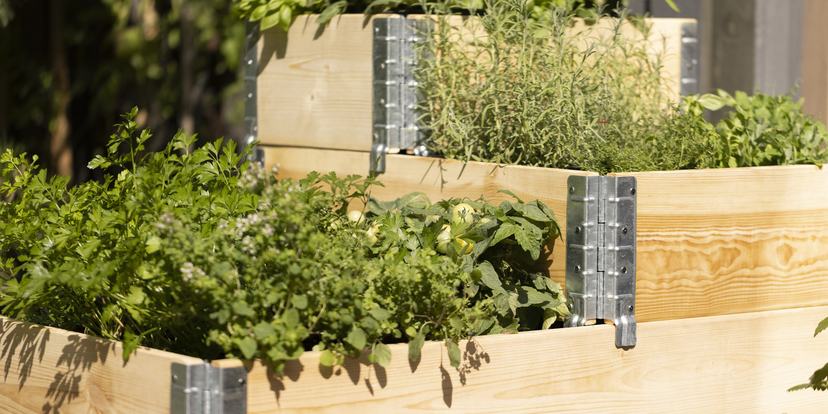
[612,165,828,321]
[263,146,596,285]
[235,305,828,413]
[0,317,203,414]
[255,15,692,150]
[256,14,384,151]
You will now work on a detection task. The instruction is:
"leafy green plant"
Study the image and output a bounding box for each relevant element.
[684,89,828,168]
[233,0,676,32]
[0,108,567,374]
[415,0,711,174]
[788,316,828,392]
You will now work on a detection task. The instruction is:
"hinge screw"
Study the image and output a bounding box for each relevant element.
[239,378,245,386]
[630,188,636,195]
[574,265,581,273]
[172,374,178,382]
[569,186,574,194]
[622,227,627,234]
[629,305,634,312]
[575,226,581,234]
[621,266,627,274]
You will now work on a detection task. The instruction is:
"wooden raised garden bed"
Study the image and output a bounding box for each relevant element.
[3,12,826,414]
[3,306,828,413]
[253,14,695,153]
[250,13,828,323]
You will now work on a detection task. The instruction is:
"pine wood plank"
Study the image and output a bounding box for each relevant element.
[255,15,692,150]
[263,145,597,286]
[611,165,828,322]
[237,305,828,413]
[0,317,203,414]
[256,14,387,151]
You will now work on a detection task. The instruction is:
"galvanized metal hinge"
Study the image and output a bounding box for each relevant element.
[565,176,637,347]
[171,362,247,414]
[244,20,264,164]
[680,22,698,97]
[371,17,432,173]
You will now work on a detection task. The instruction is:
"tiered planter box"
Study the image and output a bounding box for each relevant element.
[2,13,828,414]
[252,13,828,323]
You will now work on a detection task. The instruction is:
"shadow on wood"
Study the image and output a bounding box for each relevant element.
[0,316,202,413]
[0,318,117,413]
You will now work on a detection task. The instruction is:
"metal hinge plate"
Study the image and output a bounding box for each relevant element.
[371,17,431,173]
[171,362,247,414]
[565,175,637,347]
[244,20,264,164]
[680,22,698,96]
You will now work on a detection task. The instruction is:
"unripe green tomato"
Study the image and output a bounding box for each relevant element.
[471,268,483,282]
[452,203,475,224]
[479,217,491,225]
[347,210,364,224]
[436,224,451,254]
[366,223,380,245]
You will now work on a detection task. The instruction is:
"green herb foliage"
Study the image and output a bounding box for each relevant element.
[416,0,712,174]
[684,90,828,168]
[232,0,673,32]
[0,108,567,374]
[788,316,828,392]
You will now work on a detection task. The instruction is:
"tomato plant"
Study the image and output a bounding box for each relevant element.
[0,108,567,374]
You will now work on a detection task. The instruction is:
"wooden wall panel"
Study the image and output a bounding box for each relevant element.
[612,165,828,321]
[256,14,384,151]
[235,305,828,413]
[0,317,204,414]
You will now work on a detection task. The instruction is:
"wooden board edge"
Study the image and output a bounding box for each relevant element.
[233,305,828,413]
[608,164,826,177]
[0,316,203,414]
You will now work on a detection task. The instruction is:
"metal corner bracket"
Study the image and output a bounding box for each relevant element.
[680,22,698,97]
[171,362,247,414]
[564,175,637,347]
[371,17,432,173]
[244,20,264,164]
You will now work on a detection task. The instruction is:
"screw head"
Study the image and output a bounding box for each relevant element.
[574,265,581,273]
[248,59,253,66]
[172,374,178,382]
[628,305,634,312]
[239,378,245,386]
[569,186,575,194]
[622,227,628,234]
[575,226,581,234]
[621,267,627,274]
[630,188,636,195]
